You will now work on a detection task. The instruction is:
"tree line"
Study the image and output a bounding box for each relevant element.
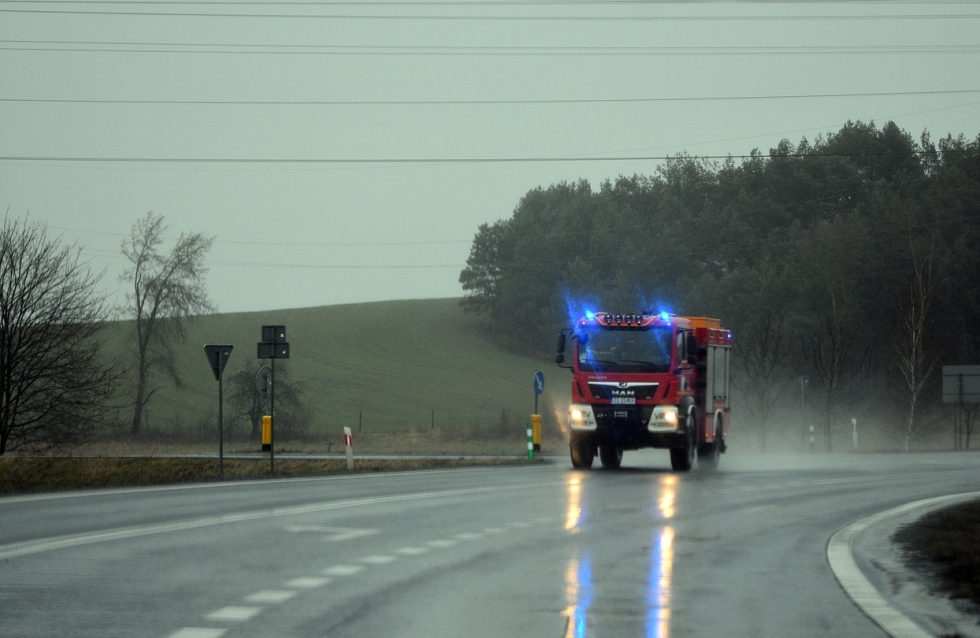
[459,120,980,452]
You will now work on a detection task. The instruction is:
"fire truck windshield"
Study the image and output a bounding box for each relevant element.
[576,326,673,373]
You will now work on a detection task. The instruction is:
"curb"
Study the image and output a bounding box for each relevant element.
[827,491,980,638]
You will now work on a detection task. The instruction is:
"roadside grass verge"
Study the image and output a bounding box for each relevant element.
[893,499,980,609]
[0,455,538,496]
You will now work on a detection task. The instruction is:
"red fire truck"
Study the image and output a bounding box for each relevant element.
[555,312,732,471]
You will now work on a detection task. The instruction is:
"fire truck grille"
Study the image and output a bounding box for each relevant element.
[588,383,658,401]
[593,406,655,430]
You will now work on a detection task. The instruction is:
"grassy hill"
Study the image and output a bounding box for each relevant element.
[104,298,567,446]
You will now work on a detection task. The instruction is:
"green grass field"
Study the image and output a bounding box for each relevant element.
[103,298,568,445]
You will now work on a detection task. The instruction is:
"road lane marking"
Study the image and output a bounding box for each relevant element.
[165,516,544,638]
[0,482,557,560]
[828,491,980,638]
[246,590,297,604]
[206,606,262,621]
[322,565,364,576]
[285,577,330,588]
[427,539,457,547]
[167,630,228,638]
[284,526,379,542]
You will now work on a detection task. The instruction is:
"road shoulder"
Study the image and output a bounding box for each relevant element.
[829,492,980,638]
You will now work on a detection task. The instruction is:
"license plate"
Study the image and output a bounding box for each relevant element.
[611,397,635,405]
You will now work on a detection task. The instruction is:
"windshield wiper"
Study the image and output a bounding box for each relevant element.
[619,359,663,370]
[585,359,620,369]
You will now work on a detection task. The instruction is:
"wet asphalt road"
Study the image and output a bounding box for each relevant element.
[2,450,979,638]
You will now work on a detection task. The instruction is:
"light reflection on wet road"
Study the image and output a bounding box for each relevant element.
[2,452,980,637]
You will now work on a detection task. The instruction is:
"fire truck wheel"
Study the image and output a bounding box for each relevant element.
[599,444,623,469]
[670,412,696,472]
[570,433,595,469]
[698,419,722,470]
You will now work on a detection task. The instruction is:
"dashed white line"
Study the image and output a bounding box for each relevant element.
[167,518,530,638]
[285,577,330,588]
[167,629,227,638]
[427,539,458,548]
[246,590,297,604]
[322,564,365,577]
[206,606,262,622]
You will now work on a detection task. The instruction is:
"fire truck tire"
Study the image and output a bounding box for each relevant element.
[670,412,696,472]
[599,444,623,469]
[698,418,722,470]
[570,433,595,469]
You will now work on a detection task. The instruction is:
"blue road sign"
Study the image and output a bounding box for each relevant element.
[533,370,545,395]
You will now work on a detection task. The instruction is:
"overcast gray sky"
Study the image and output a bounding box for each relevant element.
[2,0,978,313]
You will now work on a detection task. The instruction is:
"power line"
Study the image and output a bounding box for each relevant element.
[47,223,472,246]
[3,89,979,106]
[15,1,972,5]
[2,7,979,20]
[4,41,979,56]
[2,150,969,165]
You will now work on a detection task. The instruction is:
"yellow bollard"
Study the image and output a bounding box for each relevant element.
[531,414,542,452]
[262,415,272,452]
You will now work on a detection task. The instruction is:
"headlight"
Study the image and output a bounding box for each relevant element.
[663,409,678,424]
[571,408,584,422]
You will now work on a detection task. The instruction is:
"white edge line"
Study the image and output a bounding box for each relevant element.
[0,481,562,560]
[0,465,541,505]
[827,490,980,638]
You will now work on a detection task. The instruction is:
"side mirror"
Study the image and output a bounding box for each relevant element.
[686,334,698,365]
[555,353,565,364]
[556,333,566,354]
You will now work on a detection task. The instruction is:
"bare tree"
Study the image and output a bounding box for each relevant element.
[228,361,265,441]
[724,255,794,452]
[890,203,946,451]
[228,360,310,441]
[121,212,214,435]
[0,215,117,454]
[795,214,873,451]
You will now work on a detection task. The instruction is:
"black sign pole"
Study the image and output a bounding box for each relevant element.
[270,355,275,475]
[218,365,224,478]
[204,345,233,479]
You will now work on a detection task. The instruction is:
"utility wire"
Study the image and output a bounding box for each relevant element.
[3,89,979,106]
[3,42,979,56]
[1,150,972,164]
[2,8,979,19]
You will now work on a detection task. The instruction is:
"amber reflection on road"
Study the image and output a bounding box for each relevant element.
[565,475,584,532]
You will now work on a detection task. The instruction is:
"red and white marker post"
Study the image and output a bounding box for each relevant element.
[344,426,354,471]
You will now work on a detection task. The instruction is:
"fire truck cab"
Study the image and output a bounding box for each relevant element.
[555,312,731,471]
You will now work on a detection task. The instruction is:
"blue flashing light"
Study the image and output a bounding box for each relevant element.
[585,310,596,321]
[659,312,671,323]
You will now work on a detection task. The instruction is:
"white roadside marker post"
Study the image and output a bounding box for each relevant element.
[526,422,534,461]
[344,427,354,471]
